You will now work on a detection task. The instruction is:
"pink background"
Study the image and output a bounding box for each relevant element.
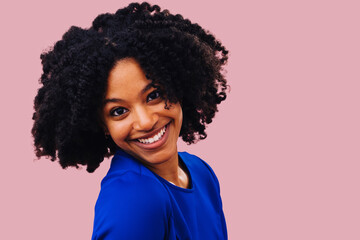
[1,0,360,239]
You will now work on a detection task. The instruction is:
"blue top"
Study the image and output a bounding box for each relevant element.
[91,149,227,240]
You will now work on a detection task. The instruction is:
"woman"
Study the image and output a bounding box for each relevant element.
[32,2,229,239]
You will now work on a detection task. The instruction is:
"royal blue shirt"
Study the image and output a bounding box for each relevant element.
[91,149,227,240]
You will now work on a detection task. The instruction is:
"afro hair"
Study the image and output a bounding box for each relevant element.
[32,2,229,172]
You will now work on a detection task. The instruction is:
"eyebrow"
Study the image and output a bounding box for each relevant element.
[103,82,156,105]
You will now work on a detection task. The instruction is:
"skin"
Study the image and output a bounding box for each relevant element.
[102,58,189,188]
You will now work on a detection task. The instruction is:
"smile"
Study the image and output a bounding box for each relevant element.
[137,125,167,144]
[132,122,171,150]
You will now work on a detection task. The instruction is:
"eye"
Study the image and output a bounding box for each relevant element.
[110,107,129,117]
[147,90,162,102]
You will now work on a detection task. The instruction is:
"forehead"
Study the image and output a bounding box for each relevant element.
[106,58,150,97]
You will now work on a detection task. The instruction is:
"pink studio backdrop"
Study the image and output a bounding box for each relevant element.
[1,0,359,239]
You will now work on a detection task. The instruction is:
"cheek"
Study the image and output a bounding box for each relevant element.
[174,104,183,126]
[172,105,183,137]
[107,121,131,142]
[179,107,183,124]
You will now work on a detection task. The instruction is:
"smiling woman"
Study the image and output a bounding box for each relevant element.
[31,2,229,239]
[102,58,185,185]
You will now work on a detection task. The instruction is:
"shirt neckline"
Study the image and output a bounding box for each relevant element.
[113,150,195,193]
[150,153,195,193]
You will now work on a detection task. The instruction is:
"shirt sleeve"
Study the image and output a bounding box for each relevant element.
[91,171,171,240]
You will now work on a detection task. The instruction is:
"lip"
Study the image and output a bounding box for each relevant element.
[132,122,171,150]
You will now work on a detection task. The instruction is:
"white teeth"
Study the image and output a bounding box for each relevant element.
[137,125,167,144]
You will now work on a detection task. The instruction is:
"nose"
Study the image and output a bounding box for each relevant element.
[132,106,158,131]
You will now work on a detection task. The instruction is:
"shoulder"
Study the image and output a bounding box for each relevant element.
[96,150,171,211]
[179,152,221,192]
[95,170,171,215]
[179,152,218,178]
[179,151,208,168]
[92,170,172,239]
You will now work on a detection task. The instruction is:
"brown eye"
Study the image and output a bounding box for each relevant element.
[110,107,129,116]
[147,90,161,102]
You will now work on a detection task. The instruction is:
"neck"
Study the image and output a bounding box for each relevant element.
[146,153,189,189]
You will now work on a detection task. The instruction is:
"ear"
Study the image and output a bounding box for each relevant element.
[104,129,110,139]
[97,109,109,135]
[98,117,109,135]
[103,127,110,135]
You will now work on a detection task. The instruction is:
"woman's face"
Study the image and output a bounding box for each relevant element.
[102,58,183,166]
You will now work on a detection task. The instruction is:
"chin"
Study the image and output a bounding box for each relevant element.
[141,147,177,165]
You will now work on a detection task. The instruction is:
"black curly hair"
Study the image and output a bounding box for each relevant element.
[32,2,229,173]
